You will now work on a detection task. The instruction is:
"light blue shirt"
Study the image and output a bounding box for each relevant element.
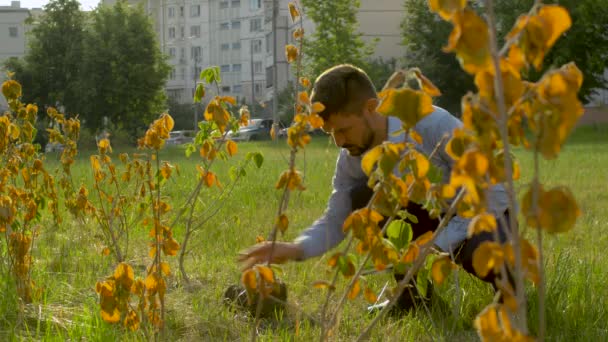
[293,106,510,259]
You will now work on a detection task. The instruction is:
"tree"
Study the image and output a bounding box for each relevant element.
[495,0,608,102]
[301,0,375,79]
[21,0,87,113]
[401,0,475,115]
[80,1,170,137]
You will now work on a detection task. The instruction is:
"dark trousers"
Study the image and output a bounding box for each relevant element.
[350,184,511,289]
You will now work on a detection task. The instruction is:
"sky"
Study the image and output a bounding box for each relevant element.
[1,0,100,11]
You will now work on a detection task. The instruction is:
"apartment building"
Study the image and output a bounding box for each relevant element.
[0,1,31,110]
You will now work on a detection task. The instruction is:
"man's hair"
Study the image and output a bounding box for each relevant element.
[310,64,377,121]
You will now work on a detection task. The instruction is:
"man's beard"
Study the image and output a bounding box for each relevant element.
[344,119,375,156]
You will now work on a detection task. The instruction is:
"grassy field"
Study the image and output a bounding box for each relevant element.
[1,124,607,341]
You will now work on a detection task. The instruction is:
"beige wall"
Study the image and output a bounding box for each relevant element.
[358,0,403,62]
[0,2,31,111]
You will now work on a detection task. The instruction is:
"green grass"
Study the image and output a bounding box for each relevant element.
[1,124,607,341]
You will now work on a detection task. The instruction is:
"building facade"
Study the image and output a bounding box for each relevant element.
[0,1,32,110]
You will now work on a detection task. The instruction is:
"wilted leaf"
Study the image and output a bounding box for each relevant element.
[444,9,492,74]
[472,242,504,278]
[312,280,335,290]
[347,279,361,300]
[241,269,257,290]
[277,214,289,233]
[226,140,237,156]
[256,265,274,283]
[361,145,383,176]
[467,213,497,237]
[377,88,434,128]
[285,44,298,63]
[364,286,378,304]
[288,2,299,22]
[428,0,466,20]
[431,255,457,285]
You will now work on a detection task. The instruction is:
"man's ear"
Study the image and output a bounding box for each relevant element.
[364,97,379,115]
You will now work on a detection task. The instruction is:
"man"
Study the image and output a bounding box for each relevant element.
[238,64,511,311]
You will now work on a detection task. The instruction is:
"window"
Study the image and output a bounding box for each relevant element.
[221,43,230,51]
[168,7,175,18]
[231,20,241,29]
[180,67,185,80]
[191,46,201,61]
[220,1,228,9]
[222,86,231,93]
[265,33,272,53]
[190,25,200,38]
[180,6,184,17]
[250,0,261,10]
[168,27,176,39]
[180,26,185,38]
[233,84,242,93]
[220,22,230,30]
[255,83,262,94]
[253,61,262,73]
[190,5,200,17]
[232,42,241,49]
[251,39,262,53]
[180,47,185,60]
[169,47,176,58]
[194,66,202,79]
[170,68,176,80]
[250,18,262,32]
[232,64,242,72]
[220,64,230,72]
[231,0,241,7]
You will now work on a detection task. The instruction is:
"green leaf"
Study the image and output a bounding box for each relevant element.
[193,83,205,103]
[416,271,428,297]
[185,143,195,158]
[386,220,413,250]
[247,152,264,168]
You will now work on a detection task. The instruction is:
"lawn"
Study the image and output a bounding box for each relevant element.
[1,124,607,341]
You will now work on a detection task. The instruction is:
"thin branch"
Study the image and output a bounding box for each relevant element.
[356,189,465,341]
[484,0,528,332]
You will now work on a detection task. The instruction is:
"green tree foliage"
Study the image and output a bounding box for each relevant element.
[3,0,170,141]
[301,0,375,79]
[81,1,170,137]
[401,0,475,115]
[495,0,608,103]
[401,0,608,113]
[23,0,87,113]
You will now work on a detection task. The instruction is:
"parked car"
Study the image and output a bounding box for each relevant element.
[166,130,195,145]
[45,142,64,153]
[228,119,274,141]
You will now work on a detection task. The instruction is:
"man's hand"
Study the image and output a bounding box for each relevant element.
[237,241,304,270]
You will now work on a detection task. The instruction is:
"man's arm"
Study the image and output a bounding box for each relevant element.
[238,149,364,268]
[293,149,364,259]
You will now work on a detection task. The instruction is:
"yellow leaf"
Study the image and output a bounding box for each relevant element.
[539,186,581,233]
[298,91,310,105]
[241,269,257,290]
[467,213,497,237]
[427,0,466,20]
[364,287,378,304]
[285,44,298,63]
[9,123,20,140]
[311,102,325,114]
[144,273,158,292]
[409,130,423,144]
[309,114,324,129]
[204,171,216,188]
[277,214,289,233]
[226,140,237,157]
[255,265,274,283]
[255,235,265,243]
[347,279,361,300]
[431,255,456,285]
[416,231,434,246]
[413,69,442,97]
[445,128,474,160]
[402,243,419,263]
[327,252,342,267]
[160,162,172,180]
[90,155,101,172]
[444,9,492,74]
[101,304,120,323]
[361,145,383,176]
[377,88,434,129]
[113,262,135,289]
[472,241,504,278]
[288,2,300,21]
[102,247,110,256]
[162,237,180,256]
[160,262,171,276]
[293,27,304,40]
[412,151,430,179]
[312,280,335,290]
[299,77,310,88]
[161,113,175,132]
[221,96,237,105]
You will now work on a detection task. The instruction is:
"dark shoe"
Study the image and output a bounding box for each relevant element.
[367,280,433,316]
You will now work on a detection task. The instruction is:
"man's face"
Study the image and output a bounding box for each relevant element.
[322,112,375,156]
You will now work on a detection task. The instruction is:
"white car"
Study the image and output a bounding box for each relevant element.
[166,130,195,145]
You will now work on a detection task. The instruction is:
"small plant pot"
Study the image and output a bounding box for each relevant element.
[223,280,288,318]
